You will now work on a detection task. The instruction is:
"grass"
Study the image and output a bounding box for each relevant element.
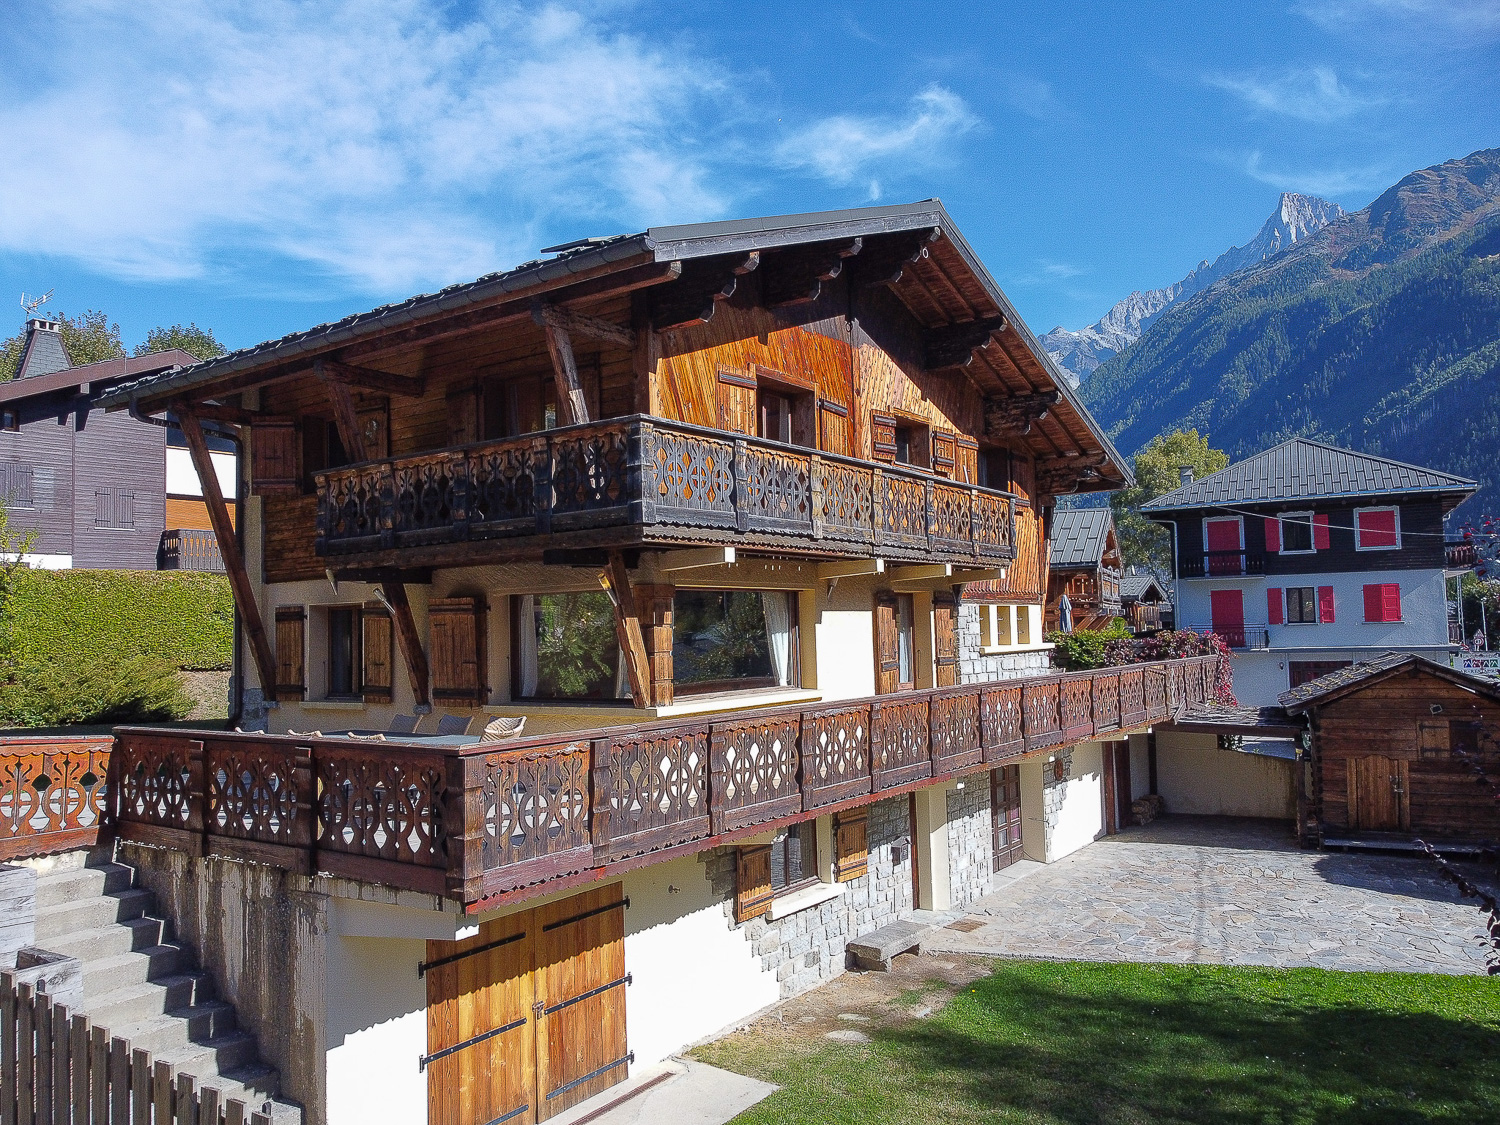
[693,961,1500,1124]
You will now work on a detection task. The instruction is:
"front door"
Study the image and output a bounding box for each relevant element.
[1210,589,1245,649]
[991,766,1024,871]
[1348,756,1410,832]
[425,885,629,1125]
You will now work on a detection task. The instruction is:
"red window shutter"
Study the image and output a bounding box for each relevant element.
[1318,586,1336,624]
[1358,508,1399,548]
[1382,583,1402,622]
[1363,584,1382,623]
[1268,588,1284,625]
[1313,513,1330,550]
[1264,517,1281,553]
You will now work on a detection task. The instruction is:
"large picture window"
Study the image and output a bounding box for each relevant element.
[672,590,798,694]
[514,592,625,700]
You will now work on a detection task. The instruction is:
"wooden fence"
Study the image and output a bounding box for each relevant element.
[0,974,276,1125]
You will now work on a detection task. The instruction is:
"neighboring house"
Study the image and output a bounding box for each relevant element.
[89,202,1222,1125]
[1044,507,1121,631]
[0,317,235,571]
[1144,438,1476,707]
[1119,567,1171,633]
[1281,652,1500,845]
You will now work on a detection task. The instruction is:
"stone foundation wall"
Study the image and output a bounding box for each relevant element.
[702,795,915,999]
[957,603,1053,684]
[946,780,993,908]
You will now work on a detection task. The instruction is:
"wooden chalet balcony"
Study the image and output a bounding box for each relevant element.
[314,415,1019,568]
[1178,550,1267,579]
[104,656,1221,908]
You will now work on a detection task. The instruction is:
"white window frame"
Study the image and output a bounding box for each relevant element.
[1354,505,1402,551]
[1276,510,1318,555]
[1284,586,1319,625]
[1201,515,1244,551]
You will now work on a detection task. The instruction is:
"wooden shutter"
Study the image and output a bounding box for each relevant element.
[717,367,757,435]
[446,385,481,446]
[251,419,300,495]
[1357,508,1399,548]
[1382,583,1402,622]
[1267,588,1284,625]
[871,413,898,462]
[833,809,869,882]
[1313,513,1331,550]
[933,592,959,687]
[818,400,851,456]
[1317,585,1336,624]
[735,845,774,922]
[953,434,979,484]
[274,606,306,700]
[874,592,900,695]
[361,601,394,703]
[930,431,957,478]
[1264,516,1281,553]
[430,596,487,704]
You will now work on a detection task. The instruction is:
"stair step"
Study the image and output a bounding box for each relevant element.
[156,1031,263,1084]
[45,916,169,963]
[88,974,219,1028]
[114,1000,240,1058]
[82,945,193,996]
[198,1065,302,1125]
[36,887,156,940]
[35,862,134,908]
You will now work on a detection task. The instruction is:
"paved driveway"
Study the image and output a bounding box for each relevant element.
[928,817,1492,975]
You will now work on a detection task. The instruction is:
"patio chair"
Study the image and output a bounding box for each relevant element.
[479,716,526,743]
[387,714,419,735]
[435,714,475,736]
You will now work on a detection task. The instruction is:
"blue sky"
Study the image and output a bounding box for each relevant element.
[1,0,1496,353]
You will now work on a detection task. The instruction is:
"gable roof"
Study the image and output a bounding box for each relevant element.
[1141,437,1475,512]
[1279,651,1500,711]
[1119,571,1166,602]
[0,349,200,406]
[16,323,70,379]
[97,200,1131,488]
[1049,507,1116,568]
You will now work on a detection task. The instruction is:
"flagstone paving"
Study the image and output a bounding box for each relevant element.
[926,816,1493,974]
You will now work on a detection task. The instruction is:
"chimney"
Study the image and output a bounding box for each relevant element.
[17,318,71,379]
[1178,465,1195,486]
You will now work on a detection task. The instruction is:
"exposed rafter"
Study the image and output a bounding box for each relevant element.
[761,238,863,308]
[531,301,635,349]
[848,227,942,288]
[922,315,1008,371]
[315,357,424,397]
[984,390,1061,440]
[651,252,760,331]
[1036,452,1111,498]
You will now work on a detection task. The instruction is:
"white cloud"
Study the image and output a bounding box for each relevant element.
[774,86,979,190]
[1298,0,1500,42]
[0,2,979,296]
[1205,66,1381,122]
[1239,150,1390,196]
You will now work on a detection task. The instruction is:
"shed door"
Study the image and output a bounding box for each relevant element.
[1209,589,1245,649]
[1347,756,1409,832]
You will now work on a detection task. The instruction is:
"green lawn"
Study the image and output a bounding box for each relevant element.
[694,961,1500,1124]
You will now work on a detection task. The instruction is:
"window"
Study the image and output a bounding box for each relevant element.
[94,487,135,529]
[301,418,347,492]
[1355,507,1401,550]
[1278,512,1315,553]
[770,822,818,895]
[978,448,1011,492]
[758,389,793,444]
[1363,583,1402,623]
[1,409,17,432]
[895,593,915,689]
[326,606,361,698]
[1286,587,1318,624]
[1203,517,1243,575]
[672,590,798,693]
[1288,660,1351,690]
[514,592,624,700]
[482,375,557,439]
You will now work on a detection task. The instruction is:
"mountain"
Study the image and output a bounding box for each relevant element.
[1081,146,1500,515]
[1041,193,1345,383]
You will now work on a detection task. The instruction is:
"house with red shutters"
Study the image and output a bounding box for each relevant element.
[1143,439,1475,706]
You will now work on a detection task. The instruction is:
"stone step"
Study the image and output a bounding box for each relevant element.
[194,1065,302,1125]
[36,886,156,940]
[114,1000,240,1059]
[87,973,219,1029]
[43,915,169,963]
[82,944,193,996]
[156,1032,269,1090]
[35,862,134,908]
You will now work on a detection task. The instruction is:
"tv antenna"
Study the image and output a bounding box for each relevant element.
[20,290,54,318]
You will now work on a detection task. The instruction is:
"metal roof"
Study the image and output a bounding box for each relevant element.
[1279,651,1500,711]
[1049,507,1115,568]
[1118,571,1166,602]
[1142,438,1476,512]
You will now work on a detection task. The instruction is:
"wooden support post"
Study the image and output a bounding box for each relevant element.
[316,361,369,463]
[178,405,279,704]
[380,579,430,709]
[540,316,591,426]
[635,583,675,708]
[604,552,651,708]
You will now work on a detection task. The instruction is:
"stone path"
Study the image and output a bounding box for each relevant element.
[927,816,1493,974]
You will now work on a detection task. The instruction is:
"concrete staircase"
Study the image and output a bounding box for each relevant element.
[34,857,303,1124]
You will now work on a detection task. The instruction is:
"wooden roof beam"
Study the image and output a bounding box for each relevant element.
[531,301,634,349]
[315,358,424,397]
[985,390,1061,439]
[923,316,1008,371]
[651,252,760,331]
[848,227,942,289]
[761,238,863,308]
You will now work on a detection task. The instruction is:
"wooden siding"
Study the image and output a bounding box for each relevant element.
[71,404,166,570]
[0,396,74,558]
[262,495,321,583]
[165,496,235,531]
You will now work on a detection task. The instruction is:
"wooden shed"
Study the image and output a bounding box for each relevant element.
[1281,653,1500,845]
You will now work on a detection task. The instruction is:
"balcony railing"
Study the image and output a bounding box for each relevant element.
[158,528,225,572]
[90,656,1221,907]
[1446,542,1479,570]
[1187,624,1270,651]
[314,415,1018,567]
[1178,551,1266,578]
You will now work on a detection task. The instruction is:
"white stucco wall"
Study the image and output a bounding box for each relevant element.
[325,934,428,1125]
[1044,742,1105,861]
[1154,730,1297,818]
[166,445,237,497]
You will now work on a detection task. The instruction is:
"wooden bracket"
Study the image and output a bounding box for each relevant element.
[378,577,430,708]
[316,357,424,397]
[531,301,635,349]
[651,252,760,331]
[173,400,272,427]
[316,363,369,463]
[537,313,591,426]
[984,390,1061,439]
[923,316,1008,371]
[848,227,941,288]
[1036,452,1110,497]
[602,552,652,708]
[761,238,864,308]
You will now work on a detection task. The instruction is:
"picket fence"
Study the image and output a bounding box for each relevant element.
[0,974,276,1125]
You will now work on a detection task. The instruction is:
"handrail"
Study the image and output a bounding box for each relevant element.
[102,655,1222,907]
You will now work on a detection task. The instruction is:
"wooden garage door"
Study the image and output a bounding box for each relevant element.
[425,885,628,1125]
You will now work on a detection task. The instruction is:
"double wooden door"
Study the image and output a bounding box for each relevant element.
[426,885,629,1125]
[1347,756,1410,832]
[991,766,1024,871]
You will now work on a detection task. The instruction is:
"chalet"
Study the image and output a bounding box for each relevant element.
[1119,568,1170,633]
[1144,439,1476,706]
[0,203,1223,1125]
[1281,652,1500,845]
[1044,507,1121,631]
[0,318,234,571]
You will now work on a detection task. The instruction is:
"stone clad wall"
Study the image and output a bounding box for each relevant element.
[946,780,994,908]
[703,796,915,999]
[957,603,1052,684]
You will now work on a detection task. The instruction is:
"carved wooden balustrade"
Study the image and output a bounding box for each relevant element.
[103,656,1217,907]
[0,736,112,861]
[315,415,1019,567]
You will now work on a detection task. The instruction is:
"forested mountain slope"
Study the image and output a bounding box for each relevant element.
[1081,148,1500,514]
